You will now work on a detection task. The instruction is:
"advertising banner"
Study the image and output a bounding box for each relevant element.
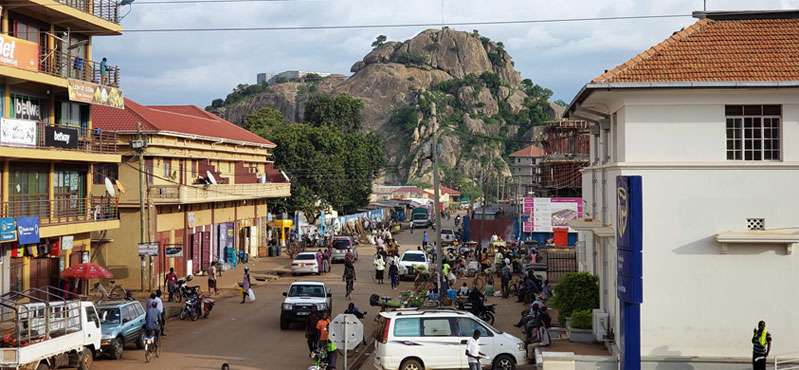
[0,35,39,72]
[0,217,16,242]
[61,235,74,250]
[165,245,183,257]
[12,95,42,121]
[137,242,159,256]
[16,216,40,245]
[0,118,36,146]
[528,197,583,233]
[44,126,78,149]
[67,79,125,109]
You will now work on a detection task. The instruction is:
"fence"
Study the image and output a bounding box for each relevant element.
[3,196,118,226]
[40,49,121,87]
[776,353,799,370]
[538,247,578,284]
[57,0,120,24]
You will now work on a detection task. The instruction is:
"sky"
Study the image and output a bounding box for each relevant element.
[94,0,799,107]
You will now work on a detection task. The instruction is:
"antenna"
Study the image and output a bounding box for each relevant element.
[704,0,707,11]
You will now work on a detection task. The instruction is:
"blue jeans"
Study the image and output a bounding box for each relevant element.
[469,362,480,370]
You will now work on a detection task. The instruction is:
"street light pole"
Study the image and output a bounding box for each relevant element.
[137,122,146,292]
[429,100,445,302]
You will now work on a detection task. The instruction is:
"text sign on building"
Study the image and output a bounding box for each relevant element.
[0,35,39,72]
[67,79,125,109]
[165,245,183,257]
[44,126,78,149]
[0,217,16,242]
[523,197,583,233]
[16,216,40,245]
[616,176,643,304]
[12,95,41,121]
[0,118,36,146]
[137,242,159,256]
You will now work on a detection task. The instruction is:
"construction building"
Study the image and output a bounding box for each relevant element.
[0,0,124,293]
[509,144,546,197]
[535,120,591,197]
[92,98,290,290]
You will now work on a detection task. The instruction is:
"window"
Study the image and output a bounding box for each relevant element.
[393,318,421,337]
[726,105,781,161]
[86,307,100,329]
[9,164,49,218]
[163,159,172,179]
[56,102,89,129]
[456,318,493,337]
[422,318,452,336]
[94,163,118,184]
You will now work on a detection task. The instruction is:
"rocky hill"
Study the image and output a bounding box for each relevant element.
[209,28,562,186]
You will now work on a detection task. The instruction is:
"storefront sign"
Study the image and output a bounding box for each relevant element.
[44,126,78,149]
[0,118,36,146]
[0,217,16,242]
[0,35,39,72]
[165,245,183,257]
[16,216,40,245]
[616,175,643,370]
[137,242,159,256]
[67,79,125,109]
[12,95,41,121]
[61,235,74,250]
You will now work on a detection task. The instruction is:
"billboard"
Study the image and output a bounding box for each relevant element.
[67,79,125,109]
[0,35,39,72]
[0,118,36,146]
[522,197,583,233]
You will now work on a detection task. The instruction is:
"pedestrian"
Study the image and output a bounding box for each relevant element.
[500,262,512,299]
[165,267,178,302]
[154,289,165,336]
[410,221,414,234]
[374,254,385,285]
[305,308,320,354]
[752,320,772,370]
[422,230,429,247]
[465,329,485,370]
[388,259,399,289]
[458,282,470,297]
[316,249,323,274]
[325,340,338,369]
[343,260,356,299]
[209,262,219,295]
[241,266,251,304]
[322,247,331,273]
[99,57,109,84]
[316,311,331,347]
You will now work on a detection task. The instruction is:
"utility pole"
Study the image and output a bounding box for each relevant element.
[136,122,146,292]
[479,165,486,248]
[429,100,445,302]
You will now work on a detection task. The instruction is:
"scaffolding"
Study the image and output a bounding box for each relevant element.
[535,120,591,197]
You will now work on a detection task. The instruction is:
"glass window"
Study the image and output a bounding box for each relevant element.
[725,105,781,161]
[9,164,49,218]
[98,308,120,324]
[93,164,118,184]
[422,318,452,337]
[393,318,421,337]
[56,102,89,130]
[456,318,493,337]
[86,307,100,328]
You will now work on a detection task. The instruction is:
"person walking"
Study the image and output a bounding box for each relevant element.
[208,263,219,295]
[305,308,320,354]
[154,290,165,336]
[241,266,251,304]
[164,268,178,302]
[422,230,429,248]
[500,262,512,299]
[316,311,331,347]
[465,329,485,370]
[374,254,386,285]
[752,320,772,370]
[388,259,399,289]
[343,260,356,299]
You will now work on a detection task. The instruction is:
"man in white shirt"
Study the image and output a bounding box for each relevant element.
[465,329,485,370]
[154,290,165,336]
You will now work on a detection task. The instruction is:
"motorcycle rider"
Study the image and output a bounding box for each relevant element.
[343,260,356,299]
[467,285,486,317]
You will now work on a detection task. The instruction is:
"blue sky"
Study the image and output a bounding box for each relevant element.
[93,0,799,107]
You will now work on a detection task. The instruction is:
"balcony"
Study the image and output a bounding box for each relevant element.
[0,121,117,158]
[57,0,120,24]
[146,183,291,204]
[40,49,121,87]
[4,196,118,226]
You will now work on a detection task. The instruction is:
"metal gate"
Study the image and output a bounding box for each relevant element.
[540,248,578,284]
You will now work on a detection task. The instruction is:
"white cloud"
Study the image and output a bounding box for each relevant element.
[93,0,794,105]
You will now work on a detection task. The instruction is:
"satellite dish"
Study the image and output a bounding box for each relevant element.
[115,179,127,194]
[206,171,218,185]
[104,177,116,197]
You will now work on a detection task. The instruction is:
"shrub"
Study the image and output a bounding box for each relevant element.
[570,309,592,330]
[551,272,599,319]
[395,52,427,66]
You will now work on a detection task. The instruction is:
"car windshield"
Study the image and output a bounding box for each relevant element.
[288,285,326,297]
[98,308,121,325]
[441,230,453,235]
[296,254,316,260]
[412,214,427,220]
[332,239,351,249]
[402,253,426,262]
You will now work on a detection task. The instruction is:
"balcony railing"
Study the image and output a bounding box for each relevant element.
[57,0,120,24]
[3,196,118,226]
[146,182,291,204]
[0,121,118,154]
[40,49,121,87]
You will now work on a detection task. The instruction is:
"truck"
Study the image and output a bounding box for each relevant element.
[411,207,432,229]
[0,286,101,370]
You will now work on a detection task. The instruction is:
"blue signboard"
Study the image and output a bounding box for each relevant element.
[16,216,40,245]
[0,218,16,242]
[616,176,642,370]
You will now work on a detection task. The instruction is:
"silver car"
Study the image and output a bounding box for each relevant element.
[331,236,358,262]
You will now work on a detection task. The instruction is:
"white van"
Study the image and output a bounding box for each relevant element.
[373,309,527,370]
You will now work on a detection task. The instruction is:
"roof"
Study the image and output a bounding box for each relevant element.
[593,12,799,84]
[440,186,461,196]
[379,308,471,318]
[289,281,324,286]
[510,144,546,158]
[92,98,275,147]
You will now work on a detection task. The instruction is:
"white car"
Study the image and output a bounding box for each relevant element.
[374,309,527,370]
[440,229,456,245]
[291,252,320,275]
[398,250,429,279]
[280,282,332,330]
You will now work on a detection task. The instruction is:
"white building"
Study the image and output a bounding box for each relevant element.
[565,10,799,369]
[509,144,545,197]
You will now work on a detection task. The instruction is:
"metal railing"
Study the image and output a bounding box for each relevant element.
[56,0,120,24]
[3,196,118,226]
[146,182,291,203]
[0,121,119,154]
[40,49,120,87]
[776,353,799,370]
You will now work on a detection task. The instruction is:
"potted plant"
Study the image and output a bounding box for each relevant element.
[567,309,595,343]
[550,272,599,343]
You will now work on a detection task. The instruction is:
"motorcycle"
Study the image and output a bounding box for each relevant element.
[200,293,215,318]
[178,286,202,321]
[456,299,496,325]
[173,275,193,303]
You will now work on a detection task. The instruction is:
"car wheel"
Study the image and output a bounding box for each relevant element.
[280,315,289,330]
[109,337,124,359]
[400,358,424,370]
[77,347,94,370]
[493,354,516,370]
[136,332,146,349]
[178,309,187,320]
[36,363,49,370]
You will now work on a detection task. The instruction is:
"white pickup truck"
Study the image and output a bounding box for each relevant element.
[0,287,101,370]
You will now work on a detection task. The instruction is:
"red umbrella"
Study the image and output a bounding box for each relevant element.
[60,263,113,279]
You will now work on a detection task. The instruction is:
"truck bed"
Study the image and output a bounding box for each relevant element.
[0,331,85,368]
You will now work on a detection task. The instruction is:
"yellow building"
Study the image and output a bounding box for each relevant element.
[0,0,124,293]
[93,98,290,290]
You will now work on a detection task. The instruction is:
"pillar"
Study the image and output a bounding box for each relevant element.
[49,163,55,221]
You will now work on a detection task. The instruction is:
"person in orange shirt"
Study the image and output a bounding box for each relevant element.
[316,311,331,347]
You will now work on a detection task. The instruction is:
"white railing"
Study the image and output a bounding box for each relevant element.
[775,353,799,370]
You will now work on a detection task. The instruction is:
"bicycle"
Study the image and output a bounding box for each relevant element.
[144,330,160,363]
[91,280,128,301]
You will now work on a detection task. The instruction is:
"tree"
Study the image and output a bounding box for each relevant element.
[372,35,387,48]
[210,98,224,108]
[304,93,364,133]
[242,107,286,137]
[554,99,568,107]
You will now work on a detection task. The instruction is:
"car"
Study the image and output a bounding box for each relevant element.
[96,300,147,359]
[398,250,429,279]
[291,252,320,275]
[280,282,333,330]
[374,309,527,370]
[331,236,359,262]
[440,229,456,245]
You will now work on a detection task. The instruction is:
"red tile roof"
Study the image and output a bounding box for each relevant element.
[510,144,545,158]
[92,98,275,147]
[440,186,461,196]
[593,16,799,83]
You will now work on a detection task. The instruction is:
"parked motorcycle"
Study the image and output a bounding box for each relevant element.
[178,286,202,321]
[200,293,215,318]
[173,275,194,303]
[456,299,496,325]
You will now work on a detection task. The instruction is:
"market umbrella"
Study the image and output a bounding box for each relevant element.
[60,263,113,280]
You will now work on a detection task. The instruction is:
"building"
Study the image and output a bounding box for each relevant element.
[370,185,425,202]
[566,10,799,369]
[93,98,290,290]
[509,144,545,197]
[258,70,332,85]
[536,120,590,197]
[0,1,124,293]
